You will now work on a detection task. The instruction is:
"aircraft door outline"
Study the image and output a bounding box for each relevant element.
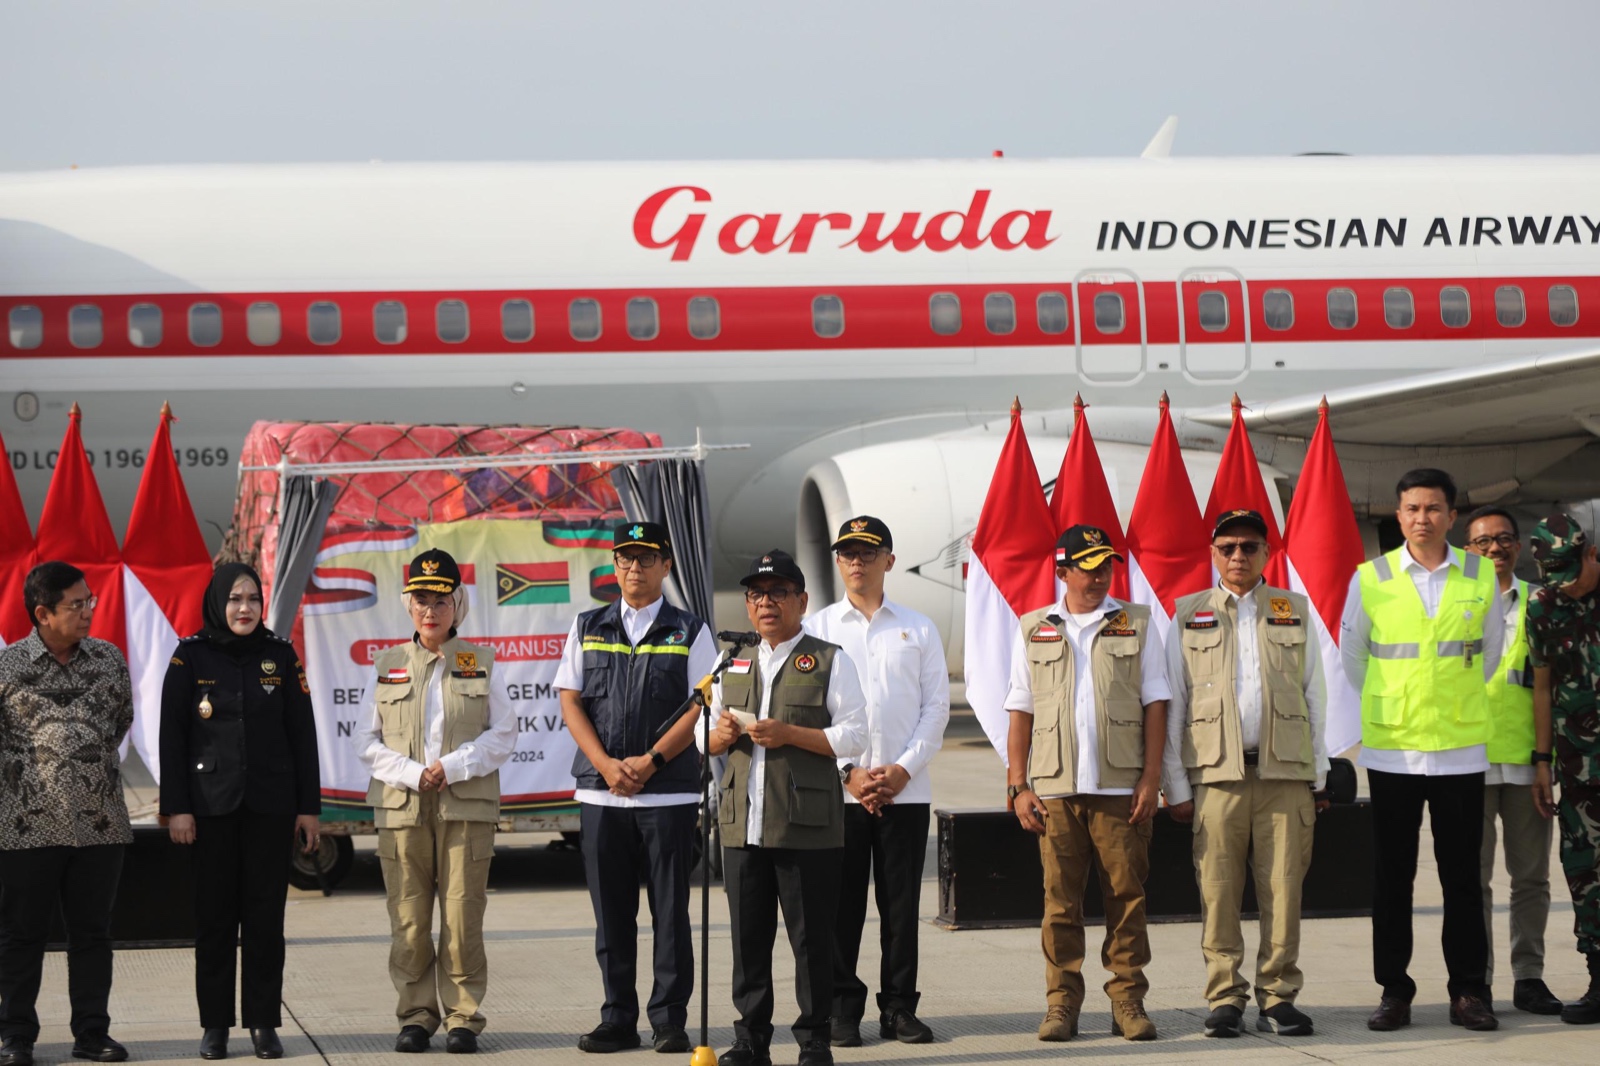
[1072,268,1147,387]
[1177,266,1251,385]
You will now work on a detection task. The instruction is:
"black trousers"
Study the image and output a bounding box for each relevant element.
[579,802,697,1029]
[724,844,841,1048]
[0,844,124,1043]
[1369,768,1489,1001]
[192,809,295,1029]
[832,803,929,1023]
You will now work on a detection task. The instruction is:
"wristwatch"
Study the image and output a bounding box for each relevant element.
[839,763,856,785]
[1007,783,1028,801]
[1532,750,1553,764]
[648,748,666,770]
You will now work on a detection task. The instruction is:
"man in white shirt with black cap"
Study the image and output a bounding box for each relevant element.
[804,516,950,1048]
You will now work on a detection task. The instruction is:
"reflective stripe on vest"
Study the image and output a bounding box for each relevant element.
[1485,578,1536,765]
[579,639,690,656]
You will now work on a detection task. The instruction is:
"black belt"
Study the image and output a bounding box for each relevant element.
[1242,749,1260,766]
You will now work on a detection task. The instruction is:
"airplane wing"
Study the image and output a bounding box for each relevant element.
[1187,347,1600,446]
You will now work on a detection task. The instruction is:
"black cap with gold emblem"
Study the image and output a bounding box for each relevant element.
[739,549,806,590]
[1212,508,1270,540]
[1054,524,1125,570]
[403,548,462,595]
[614,521,672,556]
[831,515,893,552]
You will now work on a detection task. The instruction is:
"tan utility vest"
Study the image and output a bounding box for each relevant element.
[716,634,844,850]
[1021,601,1152,794]
[365,636,501,828]
[1172,584,1315,784]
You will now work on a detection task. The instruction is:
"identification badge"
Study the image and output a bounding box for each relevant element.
[198,691,213,719]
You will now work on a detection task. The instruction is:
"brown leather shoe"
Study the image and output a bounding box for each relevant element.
[1450,994,1498,1031]
[1366,997,1411,1031]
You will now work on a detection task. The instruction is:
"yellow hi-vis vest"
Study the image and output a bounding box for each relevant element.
[1357,546,1495,751]
[1485,578,1535,765]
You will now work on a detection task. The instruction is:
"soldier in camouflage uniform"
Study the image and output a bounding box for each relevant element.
[1526,513,1600,1024]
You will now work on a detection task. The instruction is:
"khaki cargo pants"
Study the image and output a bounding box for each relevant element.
[377,791,497,1034]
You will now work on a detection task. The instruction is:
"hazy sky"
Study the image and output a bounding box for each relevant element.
[2,0,1598,170]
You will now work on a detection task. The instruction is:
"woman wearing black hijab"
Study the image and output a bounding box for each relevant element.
[159,563,321,1061]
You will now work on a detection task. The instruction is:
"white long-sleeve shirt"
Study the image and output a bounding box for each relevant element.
[699,631,868,846]
[1340,543,1501,776]
[1162,581,1329,805]
[355,646,518,793]
[804,596,950,805]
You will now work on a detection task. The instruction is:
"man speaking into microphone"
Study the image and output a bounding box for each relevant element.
[555,522,717,1055]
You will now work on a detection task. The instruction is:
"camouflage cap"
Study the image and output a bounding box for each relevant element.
[1530,512,1588,584]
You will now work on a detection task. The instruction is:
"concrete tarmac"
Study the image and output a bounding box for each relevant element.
[30,710,1595,1065]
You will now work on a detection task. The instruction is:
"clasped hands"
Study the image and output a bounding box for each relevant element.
[844,764,910,815]
[602,754,660,798]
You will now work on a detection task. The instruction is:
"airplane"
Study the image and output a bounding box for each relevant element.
[6,125,1600,660]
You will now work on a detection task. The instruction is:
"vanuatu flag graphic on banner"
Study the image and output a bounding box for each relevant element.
[496,562,570,605]
[590,564,619,603]
[541,521,615,551]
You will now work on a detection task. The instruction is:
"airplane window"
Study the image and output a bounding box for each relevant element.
[1036,292,1069,335]
[247,302,281,346]
[436,299,469,343]
[1549,285,1579,327]
[373,300,408,345]
[929,293,961,335]
[501,299,534,342]
[687,296,720,340]
[984,293,1016,335]
[1383,288,1414,329]
[1440,286,1471,328]
[569,298,602,341]
[189,303,223,347]
[69,305,102,348]
[1495,285,1525,328]
[626,297,659,341]
[812,295,844,338]
[1326,288,1357,330]
[1093,292,1125,335]
[307,301,342,345]
[1197,290,1228,332]
[8,305,42,350]
[1262,289,1294,330]
[128,303,162,348]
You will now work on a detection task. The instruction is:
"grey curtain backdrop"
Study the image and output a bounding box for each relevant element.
[609,459,715,626]
[267,475,339,635]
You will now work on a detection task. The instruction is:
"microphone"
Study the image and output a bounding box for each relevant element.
[717,630,760,647]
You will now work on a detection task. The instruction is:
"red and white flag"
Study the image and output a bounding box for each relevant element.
[1284,399,1366,756]
[1048,395,1130,601]
[122,404,213,781]
[965,400,1057,760]
[1203,394,1288,588]
[34,405,126,656]
[0,428,36,647]
[1124,393,1210,642]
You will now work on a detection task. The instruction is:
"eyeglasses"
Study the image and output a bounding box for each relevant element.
[410,599,454,615]
[1213,541,1265,558]
[56,595,97,614]
[836,549,883,564]
[1467,533,1519,551]
[744,587,797,605]
[613,552,662,571]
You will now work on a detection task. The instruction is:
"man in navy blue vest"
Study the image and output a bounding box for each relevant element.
[555,522,716,1055]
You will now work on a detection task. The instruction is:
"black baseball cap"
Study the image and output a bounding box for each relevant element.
[614,520,671,556]
[404,549,461,595]
[1055,525,1124,570]
[1212,508,1270,540]
[831,515,893,552]
[739,549,806,591]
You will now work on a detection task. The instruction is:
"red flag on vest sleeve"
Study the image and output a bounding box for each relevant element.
[34,404,126,655]
[1203,394,1287,587]
[123,403,214,781]
[1048,395,1129,600]
[0,428,37,646]
[1124,393,1209,637]
[1284,397,1366,756]
[965,399,1056,761]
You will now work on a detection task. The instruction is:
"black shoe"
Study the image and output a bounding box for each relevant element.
[577,1023,640,1054]
[1513,977,1564,1015]
[1564,953,1600,1025]
[199,1030,228,1061]
[797,1039,833,1066]
[1257,1002,1314,1036]
[650,1026,689,1054]
[878,1008,932,1044]
[718,1039,771,1066]
[1449,994,1498,1031]
[0,1038,34,1066]
[1366,997,1410,1031]
[1203,1003,1243,1038]
[395,1026,431,1053]
[829,1018,861,1048]
[72,1035,129,1063]
[249,1030,282,1060]
[444,1030,476,1055]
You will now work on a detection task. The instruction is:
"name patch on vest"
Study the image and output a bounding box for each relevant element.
[1266,617,1303,627]
[1101,610,1137,637]
[1186,611,1217,630]
[727,659,751,674]
[1031,625,1062,643]
[379,669,410,684]
[793,653,817,673]
[450,669,484,679]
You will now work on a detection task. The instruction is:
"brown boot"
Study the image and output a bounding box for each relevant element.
[1036,1005,1077,1041]
[1111,1000,1157,1041]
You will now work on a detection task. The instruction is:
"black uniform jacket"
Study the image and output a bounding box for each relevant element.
[158,633,321,818]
